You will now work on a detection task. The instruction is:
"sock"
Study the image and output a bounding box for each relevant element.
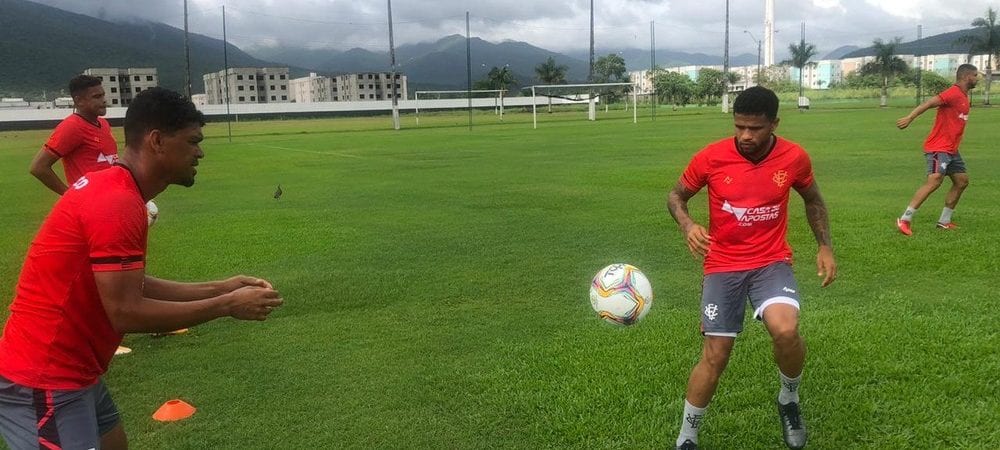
[938,207,954,224]
[778,371,801,405]
[677,400,707,446]
[900,207,917,222]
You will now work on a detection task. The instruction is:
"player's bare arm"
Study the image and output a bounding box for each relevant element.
[896,95,943,129]
[28,146,68,195]
[667,181,711,258]
[96,270,283,333]
[143,275,273,302]
[795,182,837,287]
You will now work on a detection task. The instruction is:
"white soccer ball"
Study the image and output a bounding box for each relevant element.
[589,263,653,326]
[146,200,159,227]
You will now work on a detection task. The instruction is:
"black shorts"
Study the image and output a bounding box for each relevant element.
[700,262,801,337]
[0,374,120,450]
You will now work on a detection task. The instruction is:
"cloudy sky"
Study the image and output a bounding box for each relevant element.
[27,0,994,58]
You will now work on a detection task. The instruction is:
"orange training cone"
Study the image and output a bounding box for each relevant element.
[152,399,196,421]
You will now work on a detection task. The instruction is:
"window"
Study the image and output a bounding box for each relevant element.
[135,87,141,93]
[281,95,287,100]
[271,85,275,90]
[110,76,116,82]
[360,94,365,99]
[280,85,286,90]
[238,96,245,101]
[110,87,117,93]
[134,76,140,81]
[280,75,286,80]
[357,74,363,80]
[146,76,153,81]
[369,84,374,89]
[112,99,119,104]
[250,85,255,90]
[368,74,373,79]
[269,75,275,80]
[249,75,255,80]
[271,96,276,101]
[237,75,243,80]
[250,96,256,101]
[238,86,245,91]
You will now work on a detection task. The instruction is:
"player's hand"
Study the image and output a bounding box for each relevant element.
[816,245,837,287]
[220,275,274,293]
[227,286,283,321]
[896,117,912,129]
[684,223,712,259]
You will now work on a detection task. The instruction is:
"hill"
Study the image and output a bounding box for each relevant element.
[843,28,985,58]
[0,0,293,99]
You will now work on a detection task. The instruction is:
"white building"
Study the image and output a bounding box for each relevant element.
[289,72,335,103]
[202,68,290,105]
[83,68,158,106]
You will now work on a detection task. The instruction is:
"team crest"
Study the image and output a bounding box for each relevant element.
[723,176,734,185]
[772,170,788,187]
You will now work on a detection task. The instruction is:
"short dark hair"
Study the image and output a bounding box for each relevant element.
[124,87,205,147]
[733,86,779,121]
[956,64,978,80]
[69,75,102,97]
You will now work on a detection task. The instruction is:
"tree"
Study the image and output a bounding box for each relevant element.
[695,68,725,105]
[653,71,695,107]
[477,65,518,92]
[860,37,908,107]
[593,53,630,109]
[786,40,817,105]
[534,57,568,113]
[955,7,1000,105]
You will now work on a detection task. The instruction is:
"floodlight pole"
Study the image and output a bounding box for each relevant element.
[532,86,537,129]
[466,12,472,131]
[651,21,656,121]
[387,0,400,130]
[916,24,923,105]
[184,0,191,99]
[222,5,231,143]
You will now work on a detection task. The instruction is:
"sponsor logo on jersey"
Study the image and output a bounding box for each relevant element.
[72,176,89,190]
[958,113,969,121]
[97,153,118,165]
[722,200,781,226]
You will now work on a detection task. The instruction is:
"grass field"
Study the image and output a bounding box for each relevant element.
[1,102,998,449]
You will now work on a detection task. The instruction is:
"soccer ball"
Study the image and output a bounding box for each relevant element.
[589,263,653,325]
[146,200,159,227]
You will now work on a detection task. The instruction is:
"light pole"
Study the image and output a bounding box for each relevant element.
[744,30,762,85]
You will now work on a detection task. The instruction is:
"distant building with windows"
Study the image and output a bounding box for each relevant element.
[82,68,158,106]
[287,72,407,102]
[202,67,291,104]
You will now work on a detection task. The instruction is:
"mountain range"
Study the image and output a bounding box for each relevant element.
[0,0,987,99]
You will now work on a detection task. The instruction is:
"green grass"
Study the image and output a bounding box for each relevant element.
[1,102,998,449]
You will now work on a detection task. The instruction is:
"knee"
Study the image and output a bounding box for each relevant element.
[700,342,734,373]
[954,177,969,190]
[769,323,801,347]
[926,174,945,187]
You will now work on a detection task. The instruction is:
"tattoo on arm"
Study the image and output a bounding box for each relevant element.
[800,184,832,247]
[667,182,696,231]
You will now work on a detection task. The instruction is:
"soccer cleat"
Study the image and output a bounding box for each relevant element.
[896,218,912,236]
[936,222,958,230]
[777,400,807,449]
[676,439,698,450]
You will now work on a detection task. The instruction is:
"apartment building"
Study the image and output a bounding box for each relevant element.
[82,68,158,106]
[334,73,407,102]
[202,67,290,105]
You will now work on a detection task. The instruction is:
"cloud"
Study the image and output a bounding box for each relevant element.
[25,0,988,59]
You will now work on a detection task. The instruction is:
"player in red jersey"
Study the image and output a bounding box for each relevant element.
[29,75,118,194]
[895,64,980,235]
[666,86,836,450]
[0,88,283,450]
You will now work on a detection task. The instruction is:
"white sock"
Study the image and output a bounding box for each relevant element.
[677,400,707,446]
[778,371,801,405]
[900,207,917,222]
[938,207,954,224]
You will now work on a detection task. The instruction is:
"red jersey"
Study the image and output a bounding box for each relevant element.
[923,85,970,154]
[0,166,147,389]
[43,113,119,184]
[681,136,815,274]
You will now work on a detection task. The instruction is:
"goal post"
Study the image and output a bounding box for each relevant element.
[527,82,637,129]
[414,89,506,125]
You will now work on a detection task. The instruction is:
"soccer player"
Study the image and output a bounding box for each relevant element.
[0,88,284,450]
[894,64,980,235]
[29,74,118,194]
[666,86,836,450]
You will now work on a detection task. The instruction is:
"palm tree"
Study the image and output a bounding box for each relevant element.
[787,40,817,108]
[863,38,909,107]
[956,7,1000,105]
[534,57,568,112]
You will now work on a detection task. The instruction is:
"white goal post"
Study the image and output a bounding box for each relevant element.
[414,89,507,125]
[528,82,637,129]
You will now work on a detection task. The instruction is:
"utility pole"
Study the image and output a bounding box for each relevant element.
[916,24,923,105]
[722,0,730,113]
[223,5,231,142]
[651,20,656,121]
[589,0,595,82]
[183,0,192,99]
[466,12,472,131]
[387,0,399,130]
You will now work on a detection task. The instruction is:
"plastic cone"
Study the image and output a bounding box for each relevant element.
[152,328,189,338]
[152,399,196,421]
[114,346,132,356]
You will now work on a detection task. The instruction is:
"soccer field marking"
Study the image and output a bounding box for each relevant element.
[252,143,365,159]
